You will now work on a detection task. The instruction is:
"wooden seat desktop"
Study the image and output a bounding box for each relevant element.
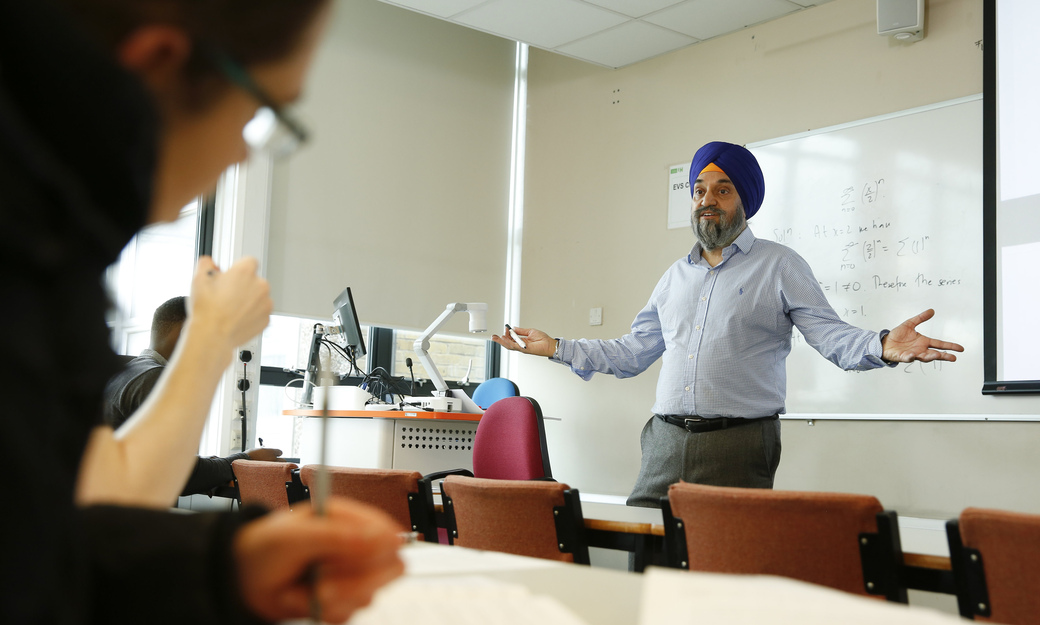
[662,482,907,602]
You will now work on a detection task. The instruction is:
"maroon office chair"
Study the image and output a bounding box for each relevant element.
[424,395,551,483]
[471,395,551,479]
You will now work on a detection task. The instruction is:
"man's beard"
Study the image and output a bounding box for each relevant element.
[691,204,747,251]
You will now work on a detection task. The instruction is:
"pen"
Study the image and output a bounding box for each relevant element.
[309,387,331,623]
[504,324,527,349]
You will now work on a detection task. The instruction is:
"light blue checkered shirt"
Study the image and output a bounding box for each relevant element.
[551,227,889,418]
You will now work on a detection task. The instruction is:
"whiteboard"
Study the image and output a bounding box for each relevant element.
[747,96,986,418]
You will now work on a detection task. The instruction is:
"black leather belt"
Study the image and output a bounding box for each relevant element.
[655,413,778,434]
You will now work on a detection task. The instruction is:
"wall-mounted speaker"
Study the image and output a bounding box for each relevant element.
[877,0,925,41]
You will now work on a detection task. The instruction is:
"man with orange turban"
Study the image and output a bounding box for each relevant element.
[493,141,962,509]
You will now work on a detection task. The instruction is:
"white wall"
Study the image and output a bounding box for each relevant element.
[266,0,516,333]
[515,0,1040,519]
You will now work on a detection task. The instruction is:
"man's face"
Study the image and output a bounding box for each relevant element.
[690,170,747,251]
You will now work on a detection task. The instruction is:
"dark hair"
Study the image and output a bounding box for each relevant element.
[151,296,188,345]
[54,0,328,107]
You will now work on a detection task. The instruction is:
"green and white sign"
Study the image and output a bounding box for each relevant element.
[667,162,691,229]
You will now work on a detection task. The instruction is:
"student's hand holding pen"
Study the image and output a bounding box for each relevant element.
[233,498,405,624]
[188,256,273,365]
[491,326,558,357]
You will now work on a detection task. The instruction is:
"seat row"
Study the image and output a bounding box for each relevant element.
[230,459,590,564]
[661,483,1040,624]
[230,461,1040,623]
[670,484,1040,624]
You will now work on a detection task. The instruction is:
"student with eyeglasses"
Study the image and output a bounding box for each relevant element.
[0,1,403,623]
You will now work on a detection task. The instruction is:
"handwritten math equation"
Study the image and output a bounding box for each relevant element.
[840,178,885,213]
[767,179,957,276]
[773,226,932,270]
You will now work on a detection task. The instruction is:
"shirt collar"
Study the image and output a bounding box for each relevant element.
[139,348,169,367]
[731,226,756,253]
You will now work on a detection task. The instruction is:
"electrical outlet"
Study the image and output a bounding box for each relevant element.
[590,307,603,326]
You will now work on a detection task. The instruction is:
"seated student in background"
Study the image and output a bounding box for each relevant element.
[1,1,403,624]
[104,296,283,498]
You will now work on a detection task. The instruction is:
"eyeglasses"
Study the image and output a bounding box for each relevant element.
[205,47,309,158]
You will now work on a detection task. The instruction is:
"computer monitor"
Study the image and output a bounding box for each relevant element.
[332,286,366,358]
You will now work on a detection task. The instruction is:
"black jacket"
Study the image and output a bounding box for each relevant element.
[103,351,252,497]
[0,1,264,623]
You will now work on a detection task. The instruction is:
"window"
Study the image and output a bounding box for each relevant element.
[392,329,487,386]
[105,201,198,354]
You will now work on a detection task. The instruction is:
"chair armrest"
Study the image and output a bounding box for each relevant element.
[285,468,308,506]
[421,468,474,483]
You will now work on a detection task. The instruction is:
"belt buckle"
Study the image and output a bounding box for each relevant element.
[683,417,707,428]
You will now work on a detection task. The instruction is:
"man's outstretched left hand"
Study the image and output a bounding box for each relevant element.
[881,309,964,363]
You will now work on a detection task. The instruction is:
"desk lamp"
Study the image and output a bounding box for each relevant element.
[413,302,487,413]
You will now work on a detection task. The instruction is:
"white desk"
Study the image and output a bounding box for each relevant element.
[283,409,480,474]
[345,543,968,625]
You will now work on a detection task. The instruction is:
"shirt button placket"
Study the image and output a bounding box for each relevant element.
[686,269,717,413]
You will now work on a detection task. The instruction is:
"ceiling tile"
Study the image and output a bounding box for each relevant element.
[377,0,836,68]
[644,0,803,41]
[454,0,628,49]
[556,21,697,68]
[379,0,491,18]
[579,0,687,19]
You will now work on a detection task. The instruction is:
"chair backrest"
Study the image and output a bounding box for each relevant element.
[663,482,906,602]
[441,475,589,564]
[299,465,435,541]
[472,396,551,480]
[947,507,1040,624]
[231,459,299,511]
[471,377,520,410]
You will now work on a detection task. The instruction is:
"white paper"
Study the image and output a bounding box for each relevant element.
[347,577,588,625]
[637,567,966,625]
[401,543,563,576]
